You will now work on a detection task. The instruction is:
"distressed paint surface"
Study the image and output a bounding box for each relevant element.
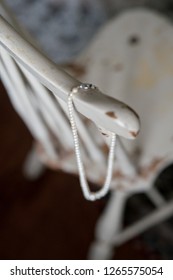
[1,7,173,191]
[71,10,173,188]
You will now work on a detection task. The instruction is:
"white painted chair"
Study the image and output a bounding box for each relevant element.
[0,2,173,259]
[77,9,173,259]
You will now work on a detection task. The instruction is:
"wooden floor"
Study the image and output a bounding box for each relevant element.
[0,82,165,260]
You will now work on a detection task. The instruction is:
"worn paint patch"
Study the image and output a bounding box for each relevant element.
[130,130,139,138]
[113,170,125,179]
[101,144,109,155]
[106,111,118,119]
[139,158,164,179]
[128,35,140,45]
[63,63,86,77]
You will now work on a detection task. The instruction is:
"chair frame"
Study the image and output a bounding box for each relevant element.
[0,2,173,259]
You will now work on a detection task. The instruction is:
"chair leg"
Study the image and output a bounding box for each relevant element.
[146,187,166,207]
[88,190,128,259]
[23,145,45,180]
[113,199,173,246]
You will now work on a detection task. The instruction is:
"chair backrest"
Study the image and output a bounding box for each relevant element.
[73,9,173,189]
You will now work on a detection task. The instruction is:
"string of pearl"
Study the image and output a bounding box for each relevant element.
[67,83,116,201]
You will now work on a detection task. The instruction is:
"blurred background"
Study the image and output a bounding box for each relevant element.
[0,0,173,259]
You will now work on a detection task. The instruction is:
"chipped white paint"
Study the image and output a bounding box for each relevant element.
[75,9,173,189]
[0,15,139,139]
[0,5,173,259]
